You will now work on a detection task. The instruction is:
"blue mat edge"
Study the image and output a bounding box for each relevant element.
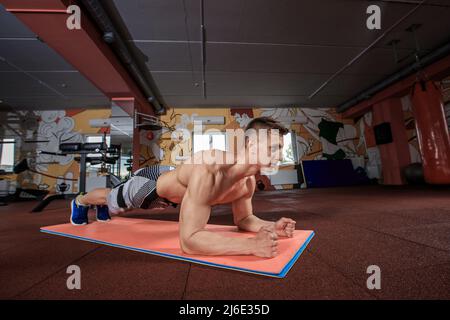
[40,227,315,278]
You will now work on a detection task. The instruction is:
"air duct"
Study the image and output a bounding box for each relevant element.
[337,40,450,113]
[80,0,165,114]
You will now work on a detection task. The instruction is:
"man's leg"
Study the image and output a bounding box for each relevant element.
[132,165,177,209]
[77,188,111,206]
[70,165,176,226]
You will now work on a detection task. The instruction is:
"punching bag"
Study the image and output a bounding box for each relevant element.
[411,81,450,184]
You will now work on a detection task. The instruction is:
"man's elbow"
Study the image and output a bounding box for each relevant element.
[180,235,197,254]
[234,214,251,229]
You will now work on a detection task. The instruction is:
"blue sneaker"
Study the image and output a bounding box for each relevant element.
[96,205,111,222]
[70,199,89,225]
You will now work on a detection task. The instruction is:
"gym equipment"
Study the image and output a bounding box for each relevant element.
[13,158,77,181]
[411,81,450,184]
[13,188,49,201]
[41,217,315,278]
[0,168,50,205]
[31,142,120,213]
[0,186,49,207]
[108,144,122,177]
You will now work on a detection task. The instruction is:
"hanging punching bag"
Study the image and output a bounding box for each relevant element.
[411,81,450,184]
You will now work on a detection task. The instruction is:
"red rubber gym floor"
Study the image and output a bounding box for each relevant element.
[1,186,449,300]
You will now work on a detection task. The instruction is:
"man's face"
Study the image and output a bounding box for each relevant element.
[247,130,284,167]
[267,133,284,167]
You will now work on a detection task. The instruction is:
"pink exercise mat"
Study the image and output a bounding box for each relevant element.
[41,217,314,278]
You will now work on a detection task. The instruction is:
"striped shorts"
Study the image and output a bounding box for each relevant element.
[107,165,176,214]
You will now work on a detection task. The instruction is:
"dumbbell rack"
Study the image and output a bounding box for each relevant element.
[31,142,106,213]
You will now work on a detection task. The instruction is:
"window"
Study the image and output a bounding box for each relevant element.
[280,132,297,165]
[85,135,110,146]
[193,132,228,153]
[0,139,15,172]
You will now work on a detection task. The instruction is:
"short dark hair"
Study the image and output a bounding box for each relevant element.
[245,116,289,135]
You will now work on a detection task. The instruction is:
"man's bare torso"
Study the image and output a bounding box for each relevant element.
[156,150,255,205]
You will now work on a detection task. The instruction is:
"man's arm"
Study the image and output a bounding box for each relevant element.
[232,177,296,238]
[232,192,274,233]
[179,167,277,257]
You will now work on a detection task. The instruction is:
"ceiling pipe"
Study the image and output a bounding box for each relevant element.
[308,0,427,100]
[337,40,450,113]
[200,0,207,99]
[79,0,165,114]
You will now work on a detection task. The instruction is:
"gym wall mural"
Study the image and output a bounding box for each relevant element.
[138,107,372,190]
[4,96,444,193]
[2,108,111,194]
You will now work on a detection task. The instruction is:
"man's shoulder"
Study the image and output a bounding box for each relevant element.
[183,149,233,165]
[246,175,257,188]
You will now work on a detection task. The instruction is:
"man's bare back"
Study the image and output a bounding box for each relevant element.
[157,150,254,205]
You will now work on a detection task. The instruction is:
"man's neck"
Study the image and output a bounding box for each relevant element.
[225,150,261,180]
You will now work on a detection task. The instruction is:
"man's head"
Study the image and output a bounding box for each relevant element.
[244,117,289,167]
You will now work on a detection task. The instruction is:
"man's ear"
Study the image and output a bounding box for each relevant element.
[246,135,258,149]
[245,134,256,148]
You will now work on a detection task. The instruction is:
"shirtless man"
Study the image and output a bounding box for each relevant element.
[70,117,296,258]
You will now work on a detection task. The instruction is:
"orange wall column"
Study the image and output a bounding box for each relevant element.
[3,1,156,116]
[411,81,450,184]
[372,98,411,185]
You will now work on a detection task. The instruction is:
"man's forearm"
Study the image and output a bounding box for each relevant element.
[237,214,274,233]
[182,230,255,256]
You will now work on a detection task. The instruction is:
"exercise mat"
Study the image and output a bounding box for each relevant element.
[41,217,314,278]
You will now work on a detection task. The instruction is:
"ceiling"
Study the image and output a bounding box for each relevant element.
[109,0,450,108]
[0,3,109,111]
[1,0,450,111]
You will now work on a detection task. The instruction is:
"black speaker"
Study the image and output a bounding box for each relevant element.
[374,122,393,145]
